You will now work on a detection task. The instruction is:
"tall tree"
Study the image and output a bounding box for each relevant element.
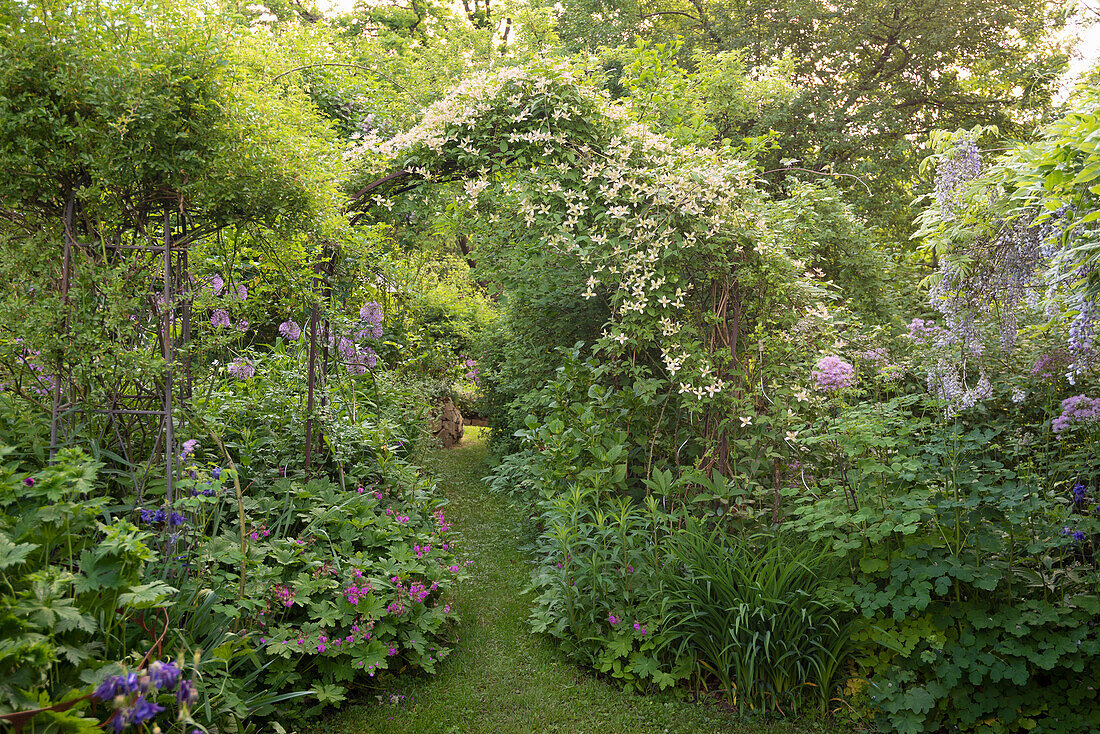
[552,0,1072,238]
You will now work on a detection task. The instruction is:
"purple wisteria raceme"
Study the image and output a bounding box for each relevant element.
[812,356,855,391]
[1051,394,1100,434]
[935,139,982,217]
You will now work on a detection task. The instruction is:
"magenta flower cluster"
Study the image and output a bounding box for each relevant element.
[434,508,452,533]
[812,356,855,391]
[273,584,296,608]
[345,576,373,605]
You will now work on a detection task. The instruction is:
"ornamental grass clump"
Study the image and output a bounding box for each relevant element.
[665,521,853,714]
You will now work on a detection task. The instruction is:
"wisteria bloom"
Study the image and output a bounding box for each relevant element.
[278,320,302,340]
[935,139,982,216]
[812,356,855,391]
[360,301,383,325]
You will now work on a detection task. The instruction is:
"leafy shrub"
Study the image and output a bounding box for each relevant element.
[787,396,1100,733]
[171,445,467,717]
[0,447,175,727]
[195,343,434,483]
[528,484,691,692]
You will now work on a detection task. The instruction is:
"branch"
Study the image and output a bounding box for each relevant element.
[757,166,873,195]
[639,10,701,21]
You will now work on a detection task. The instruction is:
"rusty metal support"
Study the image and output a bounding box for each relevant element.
[304,263,320,472]
[163,209,175,506]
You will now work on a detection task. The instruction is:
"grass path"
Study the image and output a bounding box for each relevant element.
[315,427,836,734]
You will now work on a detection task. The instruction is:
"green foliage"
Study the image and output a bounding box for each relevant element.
[666,523,853,714]
[528,483,691,693]
[551,0,1071,236]
[173,463,466,717]
[785,389,1100,732]
[0,447,171,723]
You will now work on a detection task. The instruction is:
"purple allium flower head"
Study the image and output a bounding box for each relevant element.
[278,320,302,340]
[236,319,249,332]
[236,284,248,301]
[210,309,231,328]
[210,274,225,296]
[360,301,383,325]
[812,356,855,391]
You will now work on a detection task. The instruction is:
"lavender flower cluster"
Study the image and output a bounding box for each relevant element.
[812,356,855,391]
[92,660,200,733]
[1051,394,1100,434]
[5,343,57,397]
[227,358,255,380]
[205,274,249,332]
[276,302,383,375]
[934,140,982,218]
